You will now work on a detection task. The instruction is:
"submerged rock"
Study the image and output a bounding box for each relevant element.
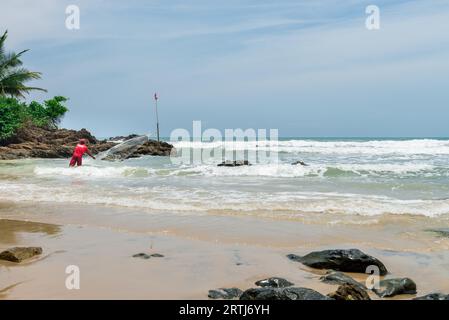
[217,160,251,167]
[426,228,449,238]
[132,253,164,259]
[413,293,449,300]
[373,278,417,297]
[240,287,332,300]
[0,247,42,263]
[320,271,367,291]
[328,283,371,300]
[208,288,243,299]
[287,249,388,275]
[255,277,294,288]
[133,253,151,259]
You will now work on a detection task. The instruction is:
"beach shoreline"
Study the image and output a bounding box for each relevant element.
[1,201,449,299]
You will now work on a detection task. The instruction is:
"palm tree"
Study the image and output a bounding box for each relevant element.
[0,30,46,98]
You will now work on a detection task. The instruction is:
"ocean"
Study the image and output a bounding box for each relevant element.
[1,137,449,221]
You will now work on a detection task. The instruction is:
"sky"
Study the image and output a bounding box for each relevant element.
[1,0,449,138]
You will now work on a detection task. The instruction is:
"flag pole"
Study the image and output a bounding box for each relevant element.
[154,93,160,142]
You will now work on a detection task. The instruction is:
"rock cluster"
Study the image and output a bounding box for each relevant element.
[0,124,173,160]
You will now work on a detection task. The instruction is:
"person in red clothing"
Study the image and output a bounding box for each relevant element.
[69,139,95,167]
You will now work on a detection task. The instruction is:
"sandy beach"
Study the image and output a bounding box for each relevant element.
[2,200,449,299]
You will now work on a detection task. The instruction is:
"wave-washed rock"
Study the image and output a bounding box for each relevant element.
[255,277,294,288]
[217,160,251,167]
[373,278,417,298]
[287,249,388,275]
[0,247,42,263]
[328,283,371,300]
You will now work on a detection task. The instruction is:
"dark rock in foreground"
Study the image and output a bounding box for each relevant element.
[373,278,417,297]
[0,247,42,263]
[328,283,371,300]
[208,288,243,299]
[413,293,449,300]
[240,287,332,300]
[255,277,294,288]
[132,253,164,260]
[217,160,251,167]
[287,249,388,275]
[320,270,367,291]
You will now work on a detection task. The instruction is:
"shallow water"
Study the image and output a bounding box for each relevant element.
[1,138,449,221]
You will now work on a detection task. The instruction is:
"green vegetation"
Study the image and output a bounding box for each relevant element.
[0,30,46,98]
[0,30,69,142]
[0,96,69,140]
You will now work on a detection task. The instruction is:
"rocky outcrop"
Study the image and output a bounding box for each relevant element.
[240,287,332,300]
[320,270,367,291]
[0,247,42,262]
[0,124,173,160]
[287,249,388,275]
[328,283,371,300]
[255,277,294,288]
[413,293,449,300]
[208,288,243,299]
[108,134,139,142]
[131,140,174,157]
[217,160,251,167]
[373,278,417,298]
[0,124,114,160]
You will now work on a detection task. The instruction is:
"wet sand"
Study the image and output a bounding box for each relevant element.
[1,201,449,299]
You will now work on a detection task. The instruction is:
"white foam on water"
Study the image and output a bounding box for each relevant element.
[170,162,439,178]
[34,165,153,178]
[172,139,449,155]
[1,180,448,218]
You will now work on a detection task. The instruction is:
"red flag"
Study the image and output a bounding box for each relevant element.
[154,93,158,101]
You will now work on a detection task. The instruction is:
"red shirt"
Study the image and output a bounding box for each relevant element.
[73,144,89,157]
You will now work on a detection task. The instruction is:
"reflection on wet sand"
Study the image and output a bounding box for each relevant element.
[0,219,61,245]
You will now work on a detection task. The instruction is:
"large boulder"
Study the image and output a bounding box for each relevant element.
[373,278,417,298]
[0,247,42,263]
[287,249,388,275]
[328,283,371,300]
[100,136,174,161]
[255,277,294,288]
[240,287,332,300]
[100,135,148,161]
